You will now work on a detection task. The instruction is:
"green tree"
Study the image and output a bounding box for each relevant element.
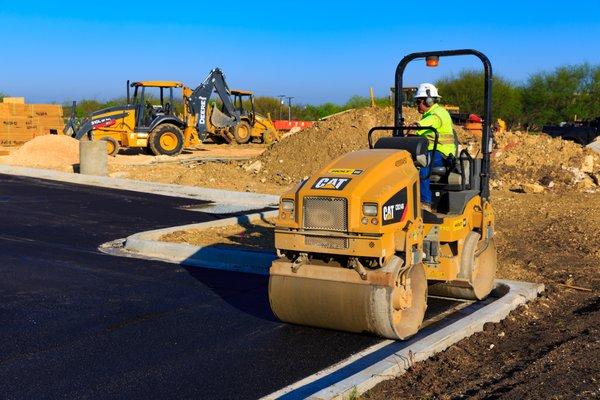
[522,64,600,128]
[343,95,392,109]
[253,96,285,119]
[435,70,522,126]
[344,95,371,109]
[62,97,128,118]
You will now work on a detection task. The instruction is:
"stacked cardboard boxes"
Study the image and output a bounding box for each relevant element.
[0,97,65,146]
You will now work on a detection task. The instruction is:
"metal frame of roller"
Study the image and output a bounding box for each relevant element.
[269,49,497,340]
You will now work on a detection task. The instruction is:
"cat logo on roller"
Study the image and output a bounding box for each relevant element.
[382,188,408,225]
[311,177,351,190]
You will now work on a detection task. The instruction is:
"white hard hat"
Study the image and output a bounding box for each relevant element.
[415,83,441,99]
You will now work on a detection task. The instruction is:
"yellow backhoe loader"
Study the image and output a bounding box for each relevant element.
[231,90,280,144]
[64,69,279,156]
[269,49,497,339]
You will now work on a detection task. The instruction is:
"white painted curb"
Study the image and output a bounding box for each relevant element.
[123,210,279,274]
[263,280,544,400]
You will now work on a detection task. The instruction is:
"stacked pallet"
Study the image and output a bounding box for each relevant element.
[0,97,65,146]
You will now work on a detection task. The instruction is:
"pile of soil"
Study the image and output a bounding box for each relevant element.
[491,130,600,192]
[1,135,80,172]
[255,106,600,190]
[256,106,418,184]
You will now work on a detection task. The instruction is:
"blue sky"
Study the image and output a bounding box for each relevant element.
[1,1,600,105]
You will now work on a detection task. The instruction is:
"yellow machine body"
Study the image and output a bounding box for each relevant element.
[269,147,496,339]
[89,108,148,149]
[249,114,281,144]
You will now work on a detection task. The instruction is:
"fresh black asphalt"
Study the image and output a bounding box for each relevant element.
[0,174,382,399]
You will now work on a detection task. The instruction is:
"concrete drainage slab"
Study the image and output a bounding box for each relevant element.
[105,213,544,400]
[106,210,279,274]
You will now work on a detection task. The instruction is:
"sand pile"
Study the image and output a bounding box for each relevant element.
[2,135,80,172]
[256,106,419,184]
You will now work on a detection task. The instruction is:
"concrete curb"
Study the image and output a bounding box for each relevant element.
[0,164,279,207]
[123,210,279,274]
[263,280,544,400]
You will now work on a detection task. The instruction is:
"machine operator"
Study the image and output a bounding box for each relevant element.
[414,83,456,211]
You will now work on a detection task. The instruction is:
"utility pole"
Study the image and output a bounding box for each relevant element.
[285,96,295,121]
[277,95,286,119]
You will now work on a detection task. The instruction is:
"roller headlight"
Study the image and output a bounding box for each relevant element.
[281,199,295,213]
[362,203,378,216]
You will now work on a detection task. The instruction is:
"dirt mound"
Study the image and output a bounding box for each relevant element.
[256,107,419,184]
[490,131,600,192]
[2,135,80,172]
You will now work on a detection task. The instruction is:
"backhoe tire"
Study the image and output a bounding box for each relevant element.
[99,136,120,157]
[233,121,252,144]
[148,124,184,156]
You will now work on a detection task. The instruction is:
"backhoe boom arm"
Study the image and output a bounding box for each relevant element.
[187,68,240,140]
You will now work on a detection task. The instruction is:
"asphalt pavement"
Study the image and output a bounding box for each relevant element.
[0,174,381,399]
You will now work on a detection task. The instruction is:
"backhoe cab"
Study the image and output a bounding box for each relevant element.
[269,49,497,340]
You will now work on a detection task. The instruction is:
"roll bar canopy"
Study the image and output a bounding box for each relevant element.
[394,49,493,200]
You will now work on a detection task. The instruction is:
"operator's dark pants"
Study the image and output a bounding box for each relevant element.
[419,150,445,205]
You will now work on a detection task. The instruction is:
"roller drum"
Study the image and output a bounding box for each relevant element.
[268,256,427,340]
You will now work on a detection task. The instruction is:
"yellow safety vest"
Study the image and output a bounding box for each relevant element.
[416,103,456,157]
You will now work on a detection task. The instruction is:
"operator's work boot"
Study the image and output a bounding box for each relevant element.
[421,203,432,212]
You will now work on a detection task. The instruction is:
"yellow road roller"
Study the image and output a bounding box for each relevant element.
[268,49,497,339]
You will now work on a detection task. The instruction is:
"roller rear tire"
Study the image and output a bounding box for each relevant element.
[429,231,497,300]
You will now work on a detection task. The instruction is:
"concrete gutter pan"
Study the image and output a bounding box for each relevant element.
[0,164,279,213]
